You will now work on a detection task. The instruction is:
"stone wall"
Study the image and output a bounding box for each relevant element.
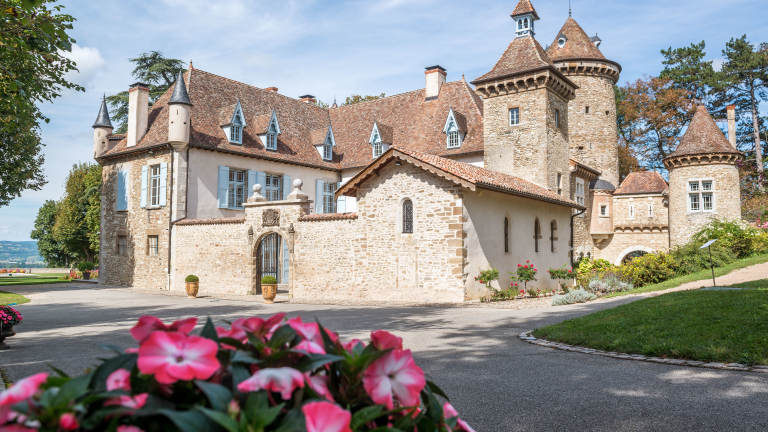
[596,230,670,265]
[592,194,670,263]
[571,174,593,260]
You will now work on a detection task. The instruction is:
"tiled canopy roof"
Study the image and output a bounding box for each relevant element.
[338,147,583,209]
[666,105,741,158]
[472,36,555,84]
[511,0,539,19]
[546,17,606,62]
[614,171,668,195]
[100,68,484,171]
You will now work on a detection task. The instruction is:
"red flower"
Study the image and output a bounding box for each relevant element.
[302,401,352,432]
[130,316,197,343]
[371,330,403,351]
[59,413,79,431]
[137,331,220,384]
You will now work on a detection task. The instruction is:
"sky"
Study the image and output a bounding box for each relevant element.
[1,0,767,242]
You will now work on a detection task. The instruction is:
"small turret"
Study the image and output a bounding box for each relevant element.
[93,95,113,159]
[168,69,192,150]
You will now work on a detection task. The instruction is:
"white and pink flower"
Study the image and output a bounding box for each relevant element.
[443,403,476,432]
[363,349,425,409]
[237,367,305,400]
[0,373,48,406]
[106,369,131,392]
[137,331,219,384]
[370,330,403,351]
[304,373,332,400]
[130,316,197,343]
[302,401,352,432]
[287,317,338,355]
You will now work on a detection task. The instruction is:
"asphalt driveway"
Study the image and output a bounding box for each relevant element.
[1,284,766,431]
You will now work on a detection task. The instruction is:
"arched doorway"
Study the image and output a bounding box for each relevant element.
[621,250,648,264]
[255,232,288,294]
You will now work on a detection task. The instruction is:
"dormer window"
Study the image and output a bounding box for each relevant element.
[558,38,565,48]
[443,107,464,149]
[223,100,247,145]
[262,109,281,151]
[266,132,277,150]
[231,114,242,142]
[448,132,460,148]
[369,121,390,159]
[372,131,383,158]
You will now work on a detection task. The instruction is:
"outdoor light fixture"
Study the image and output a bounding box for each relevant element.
[699,239,718,286]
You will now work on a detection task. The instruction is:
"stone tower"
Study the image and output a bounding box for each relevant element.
[546,16,621,186]
[92,95,113,159]
[664,106,743,247]
[168,69,192,150]
[472,0,577,194]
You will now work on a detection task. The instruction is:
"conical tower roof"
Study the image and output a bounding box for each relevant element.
[92,95,113,129]
[667,106,740,158]
[169,69,192,105]
[472,35,554,83]
[511,0,539,20]
[546,17,606,62]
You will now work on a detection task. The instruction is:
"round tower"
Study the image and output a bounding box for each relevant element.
[168,69,192,150]
[663,106,743,248]
[92,95,113,159]
[546,16,621,186]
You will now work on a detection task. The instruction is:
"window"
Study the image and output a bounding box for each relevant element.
[703,193,713,211]
[575,178,585,207]
[509,108,520,125]
[556,173,562,195]
[117,236,127,255]
[558,38,565,48]
[689,181,700,192]
[600,205,608,216]
[555,110,560,128]
[230,114,242,143]
[550,221,557,253]
[266,133,277,150]
[504,217,509,253]
[648,204,654,217]
[403,200,413,234]
[690,194,700,211]
[150,164,161,207]
[448,131,460,148]
[322,181,336,214]
[585,106,590,114]
[265,174,282,201]
[323,143,332,161]
[534,219,541,253]
[688,180,714,212]
[227,168,246,209]
[629,204,635,218]
[702,181,712,191]
[518,20,523,30]
[372,140,383,158]
[148,235,158,256]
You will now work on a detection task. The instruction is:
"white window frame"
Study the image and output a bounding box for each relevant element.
[323,143,332,160]
[575,178,585,211]
[443,108,463,149]
[230,114,242,143]
[509,108,520,126]
[447,131,461,148]
[227,168,246,209]
[322,181,336,214]
[265,132,277,150]
[149,164,161,207]
[688,179,714,212]
[599,204,608,217]
[265,174,282,202]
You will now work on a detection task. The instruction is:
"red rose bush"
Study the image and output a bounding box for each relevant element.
[0,314,474,432]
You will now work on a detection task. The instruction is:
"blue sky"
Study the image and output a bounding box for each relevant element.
[1,0,766,242]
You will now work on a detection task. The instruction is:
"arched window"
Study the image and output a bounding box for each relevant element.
[518,20,523,30]
[504,217,509,253]
[403,199,413,233]
[550,220,557,253]
[523,18,528,29]
[534,218,541,253]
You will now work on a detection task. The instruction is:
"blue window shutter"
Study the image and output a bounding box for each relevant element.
[282,175,291,200]
[257,172,266,195]
[218,166,229,208]
[336,181,346,213]
[117,170,128,211]
[315,179,324,214]
[282,238,289,283]
[247,170,257,200]
[140,165,148,208]
[159,162,168,207]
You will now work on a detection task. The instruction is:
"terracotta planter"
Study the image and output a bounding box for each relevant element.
[262,284,277,304]
[83,271,91,280]
[0,324,16,350]
[185,281,199,299]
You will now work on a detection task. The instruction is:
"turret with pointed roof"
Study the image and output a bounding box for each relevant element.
[93,95,113,129]
[169,69,192,106]
[665,105,742,161]
[168,70,192,148]
[92,95,113,159]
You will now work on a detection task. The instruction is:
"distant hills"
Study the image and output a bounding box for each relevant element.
[0,241,43,264]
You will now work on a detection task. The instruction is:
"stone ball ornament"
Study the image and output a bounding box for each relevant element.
[293,179,303,189]
[253,184,262,193]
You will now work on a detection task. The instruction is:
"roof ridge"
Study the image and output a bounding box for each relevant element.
[333,88,424,109]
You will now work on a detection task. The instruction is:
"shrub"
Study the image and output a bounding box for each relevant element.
[752,232,768,254]
[0,306,22,326]
[509,261,537,291]
[587,271,633,294]
[185,274,199,283]
[76,261,95,272]
[0,314,470,432]
[261,275,278,284]
[551,289,597,306]
[671,243,735,276]
[618,252,677,287]
[474,265,499,288]
[690,217,761,258]
[575,257,614,287]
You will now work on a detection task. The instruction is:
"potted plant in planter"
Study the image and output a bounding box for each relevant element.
[261,275,278,304]
[185,275,199,298]
[0,305,23,350]
[77,261,95,280]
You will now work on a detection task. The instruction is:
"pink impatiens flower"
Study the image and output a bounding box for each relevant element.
[363,349,425,409]
[237,367,305,399]
[370,330,403,351]
[0,372,48,406]
[116,426,145,432]
[304,373,332,400]
[130,316,197,343]
[137,331,220,384]
[107,369,131,391]
[341,339,363,353]
[302,401,352,432]
[59,413,79,431]
[443,403,476,432]
[288,317,338,355]
[231,313,286,340]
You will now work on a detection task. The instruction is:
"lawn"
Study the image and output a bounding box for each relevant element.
[727,279,768,289]
[0,274,70,286]
[533,290,768,365]
[0,290,30,305]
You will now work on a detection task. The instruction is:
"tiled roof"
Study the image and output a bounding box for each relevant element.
[614,171,668,195]
[472,35,555,83]
[297,213,358,222]
[339,147,583,209]
[376,122,394,144]
[217,103,237,126]
[666,105,741,158]
[175,217,245,226]
[546,17,606,62]
[511,0,539,19]
[309,128,327,145]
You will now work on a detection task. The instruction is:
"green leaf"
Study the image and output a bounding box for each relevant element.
[274,407,304,432]
[52,374,90,407]
[426,380,449,402]
[200,317,219,342]
[47,364,70,378]
[218,337,246,351]
[294,354,344,373]
[231,363,252,387]
[351,405,384,430]
[269,324,297,348]
[158,409,224,432]
[197,407,238,432]
[195,380,232,412]
[231,350,261,365]
[40,22,54,35]
[80,406,133,430]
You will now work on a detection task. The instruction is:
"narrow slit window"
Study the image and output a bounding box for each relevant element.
[148,235,159,256]
[557,173,562,195]
[117,236,127,255]
[550,221,557,253]
[504,217,509,253]
[403,200,413,234]
[534,219,541,253]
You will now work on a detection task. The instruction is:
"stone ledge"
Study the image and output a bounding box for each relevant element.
[519,331,766,373]
[297,213,358,222]
[175,217,246,226]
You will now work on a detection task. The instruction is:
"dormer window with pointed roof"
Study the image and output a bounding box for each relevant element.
[443,107,466,149]
[221,100,247,145]
[323,131,333,161]
[310,124,335,161]
[369,121,392,159]
[262,109,281,151]
[557,33,567,48]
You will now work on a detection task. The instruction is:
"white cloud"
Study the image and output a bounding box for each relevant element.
[63,45,107,87]
[712,58,725,71]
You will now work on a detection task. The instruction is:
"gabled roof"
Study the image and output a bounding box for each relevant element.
[338,147,584,209]
[614,171,668,195]
[472,35,556,84]
[511,0,539,19]
[546,17,607,62]
[369,121,393,144]
[666,105,741,158]
[93,95,112,129]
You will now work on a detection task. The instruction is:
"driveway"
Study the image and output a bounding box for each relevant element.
[1,284,766,431]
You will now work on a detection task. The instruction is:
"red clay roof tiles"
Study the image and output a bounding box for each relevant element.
[472,35,555,83]
[511,0,539,19]
[666,105,741,158]
[546,17,606,62]
[614,171,668,195]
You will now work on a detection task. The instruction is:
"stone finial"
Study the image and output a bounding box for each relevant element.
[287,178,309,200]
[247,183,267,203]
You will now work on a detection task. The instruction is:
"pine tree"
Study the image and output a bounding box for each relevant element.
[660,41,716,105]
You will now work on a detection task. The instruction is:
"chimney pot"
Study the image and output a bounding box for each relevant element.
[299,94,316,104]
[265,87,278,92]
[424,65,446,101]
[727,105,737,149]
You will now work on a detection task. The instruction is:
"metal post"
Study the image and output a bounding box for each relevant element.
[709,245,716,287]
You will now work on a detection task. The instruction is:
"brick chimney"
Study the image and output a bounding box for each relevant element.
[425,65,446,101]
[265,87,278,92]
[299,94,316,104]
[127,82,150,148]
[727,105,737,149]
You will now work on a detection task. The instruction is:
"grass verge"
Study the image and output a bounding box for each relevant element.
[605,253,768,298]
[726,278,768,289]
[533,290,768,365]
[0,290,30,305]
[0,274,69,286]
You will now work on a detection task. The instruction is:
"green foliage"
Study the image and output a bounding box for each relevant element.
[690,217,761,258]
[474,265,499,288]
[575,257,615,287]
[551,289,596,306]
[660,40,716,103]
[30,200,71,267]
[185,274,199,283]
[618,252,678,287]
[76,261,94,272]
[342,93,385,106]
[509,262,537,286]
[587,271,633,294]
[50,163,102,262]
[671,243,736,276]
[260,275,277,284]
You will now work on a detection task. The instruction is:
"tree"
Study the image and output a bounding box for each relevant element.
[615,85,643,182]
[660,41,716,104]
[52,163,101,263]
[0,0,83,206]
[106,51,185,133]
[342,93,385,106]
[710,36,768,189]
[30,200,71,267]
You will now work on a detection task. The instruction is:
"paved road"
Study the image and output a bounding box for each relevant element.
[1,284,767,431]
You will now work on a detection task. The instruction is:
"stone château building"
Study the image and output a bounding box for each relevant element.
[93,0,742,300]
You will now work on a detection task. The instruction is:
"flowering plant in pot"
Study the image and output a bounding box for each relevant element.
[0,305,23,350]
[0,314,475,432]
[76,261,95,280]
[185,275,200,299]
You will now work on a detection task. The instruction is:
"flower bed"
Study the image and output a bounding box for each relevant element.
[0,269,27,274]
[0,314,475,432]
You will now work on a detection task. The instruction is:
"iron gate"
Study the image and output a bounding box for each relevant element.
[256,233,281,294]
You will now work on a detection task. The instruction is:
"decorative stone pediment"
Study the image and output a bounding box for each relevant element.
[262,209,280,227]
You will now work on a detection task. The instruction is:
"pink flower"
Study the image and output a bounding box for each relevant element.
[0,373,48,406]
[370,330,403,351]
[295,340,327,354]
[229,313,286,341]
[443,403,476,432]
[59,413,79,431]
[302,401,352,432]
[237,367,305,399]
[288,317,338,355]
[341,339,363,353]
[305,373,332,400]
[137,331,219,384]
[363,349,425,409]
[106,369,131,391]
[117,426,145,432]
[130,316,197,343]
[106,393,148,410]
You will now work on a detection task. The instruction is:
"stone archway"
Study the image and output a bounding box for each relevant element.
[614,245,657,266]
[251,228,292,295]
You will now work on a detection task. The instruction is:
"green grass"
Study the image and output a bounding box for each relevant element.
[605,253,768,298]
[0,273,70,286]
[727,278,768,289]
[0,290,30,305]
[533,290,768,365]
